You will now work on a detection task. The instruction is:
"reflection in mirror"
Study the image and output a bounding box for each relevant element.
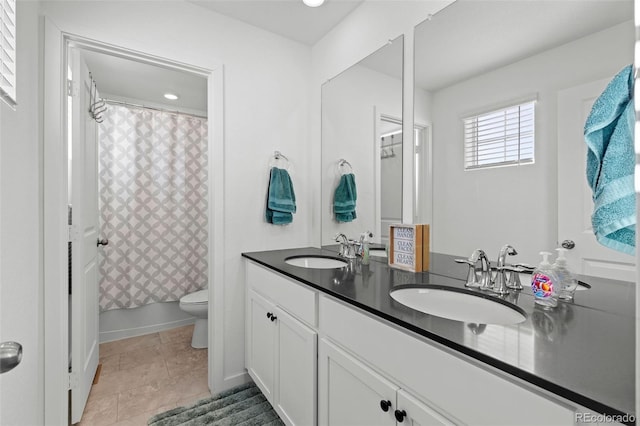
[322,36,404,245]
[414,1,634,276]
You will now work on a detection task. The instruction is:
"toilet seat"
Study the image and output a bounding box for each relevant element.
[180,289,208,305]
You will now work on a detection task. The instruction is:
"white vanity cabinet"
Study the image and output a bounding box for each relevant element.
[245,263,318,426]
[244,258,594,426]
[319,338,454,426]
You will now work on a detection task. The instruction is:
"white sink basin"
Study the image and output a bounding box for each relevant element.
[390,285,527,325]
[285,255,348,269]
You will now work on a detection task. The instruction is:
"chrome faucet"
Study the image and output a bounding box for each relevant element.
[492,244,517,295]
[334,233,357,258]
[455,249,492,289]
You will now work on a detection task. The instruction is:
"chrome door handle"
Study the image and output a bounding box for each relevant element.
[0,341,23,374]
[561,240,575,249]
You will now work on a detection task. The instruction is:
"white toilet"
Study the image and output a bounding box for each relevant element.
[179,289,208,349]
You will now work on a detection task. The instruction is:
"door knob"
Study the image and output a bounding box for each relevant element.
[97,238,109,247]
[0,341,23,374]
[379,400,392,412]
[561,240,575,249]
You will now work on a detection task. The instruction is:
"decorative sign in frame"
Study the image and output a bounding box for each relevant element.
[388,224,430,272]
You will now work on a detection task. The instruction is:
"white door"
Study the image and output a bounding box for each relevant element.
[318,338,397,426]
[69,48,100,424]
[557,79,635,281]
[274,307,317,426]
[247,289,277,401]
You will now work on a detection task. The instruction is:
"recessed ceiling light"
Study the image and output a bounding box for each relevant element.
[164,93,179,100]
[303,0,325,7]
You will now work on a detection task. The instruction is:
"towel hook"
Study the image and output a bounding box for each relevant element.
[338,159,353,175]
[270,150,290,170]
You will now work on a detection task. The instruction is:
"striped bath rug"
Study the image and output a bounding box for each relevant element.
[148,382,284,426]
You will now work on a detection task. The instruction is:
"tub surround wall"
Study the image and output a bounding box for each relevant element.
[99,302,195,343]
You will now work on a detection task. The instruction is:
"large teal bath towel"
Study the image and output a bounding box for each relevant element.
[266,167,296,225]
[584,65,635,255]
[334,173,357,222]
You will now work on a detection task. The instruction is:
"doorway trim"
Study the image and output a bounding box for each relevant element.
[43,19,225,424]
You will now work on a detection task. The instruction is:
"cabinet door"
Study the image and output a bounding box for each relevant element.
[274,308,317,426]
[319,338,397,426]
[247,289,277,401]
[396,389,455,426]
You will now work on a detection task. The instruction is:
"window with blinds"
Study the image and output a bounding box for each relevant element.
[0,0,16,107]
[463,100,535,170]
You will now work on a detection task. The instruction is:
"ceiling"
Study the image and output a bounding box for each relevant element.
[414,0,634,91]
[189,0,364,46]
[81,50,208,114]
[81,0,365,113]
[81,0,633,115]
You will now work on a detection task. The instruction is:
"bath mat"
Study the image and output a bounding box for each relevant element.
[147,382,284,426]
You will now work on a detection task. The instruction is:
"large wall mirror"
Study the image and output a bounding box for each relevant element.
[321,35,404,245]
[414,0,634,275]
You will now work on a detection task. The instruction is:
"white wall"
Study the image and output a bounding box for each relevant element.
[310,1,454,246]
[429,21,634,264]
[0,1,44,424]
[40,0,312,393]
[321,63,402,245]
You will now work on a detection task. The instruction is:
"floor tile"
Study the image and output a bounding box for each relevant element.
[164,348,207,377]
[100,333,162,359]
[119,344,164,371]
[78,393,118,426]
[81,326,209,425]
[159,324,194,344]
[89,360,169,399]
[117,381,178,420]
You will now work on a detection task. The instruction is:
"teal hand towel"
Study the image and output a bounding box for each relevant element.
[265,167,296,225]
[584,64,635,255]
[334,173,357,223]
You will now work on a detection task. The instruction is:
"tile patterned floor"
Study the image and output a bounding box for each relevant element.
[77,324,210,426]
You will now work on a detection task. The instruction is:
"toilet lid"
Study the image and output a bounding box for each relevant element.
[181,289,208,305]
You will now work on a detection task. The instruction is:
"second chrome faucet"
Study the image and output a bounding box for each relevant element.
[455,244,526,296]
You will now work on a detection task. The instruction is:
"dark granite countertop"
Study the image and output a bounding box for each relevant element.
[242,247,636,424]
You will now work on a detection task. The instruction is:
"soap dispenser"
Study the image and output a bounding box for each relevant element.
[360,231,372,265]
[531,252,559,308]
[553,248,578,301]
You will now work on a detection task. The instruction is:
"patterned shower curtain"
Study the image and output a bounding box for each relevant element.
[98,104,208,311]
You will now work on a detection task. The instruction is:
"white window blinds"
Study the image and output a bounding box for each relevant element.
[463,100,535,170]
[0,0,16,107]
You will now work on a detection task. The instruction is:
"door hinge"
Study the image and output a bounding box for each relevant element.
[67,79,78,97]
[68,371,79,390]
[68,225,78,242]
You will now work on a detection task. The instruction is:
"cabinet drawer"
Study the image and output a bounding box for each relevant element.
[247,261,317,327]
[320,296,575,426]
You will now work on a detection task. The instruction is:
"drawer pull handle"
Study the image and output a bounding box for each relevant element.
[270,314,277,322]
[380,400,392,412]
[266,312,273,319]
[395,409,406,422]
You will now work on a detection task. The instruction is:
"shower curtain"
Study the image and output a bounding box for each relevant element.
[98,104,208,311]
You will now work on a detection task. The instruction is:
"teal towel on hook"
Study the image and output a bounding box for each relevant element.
[334,173,357,223]
[584,64,635,255]
[266,167,296,225]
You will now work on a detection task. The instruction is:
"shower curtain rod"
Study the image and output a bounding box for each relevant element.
[103,98,208,120]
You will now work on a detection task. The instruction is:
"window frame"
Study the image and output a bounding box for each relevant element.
[0,0,16,108]
[462,98,536,171]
